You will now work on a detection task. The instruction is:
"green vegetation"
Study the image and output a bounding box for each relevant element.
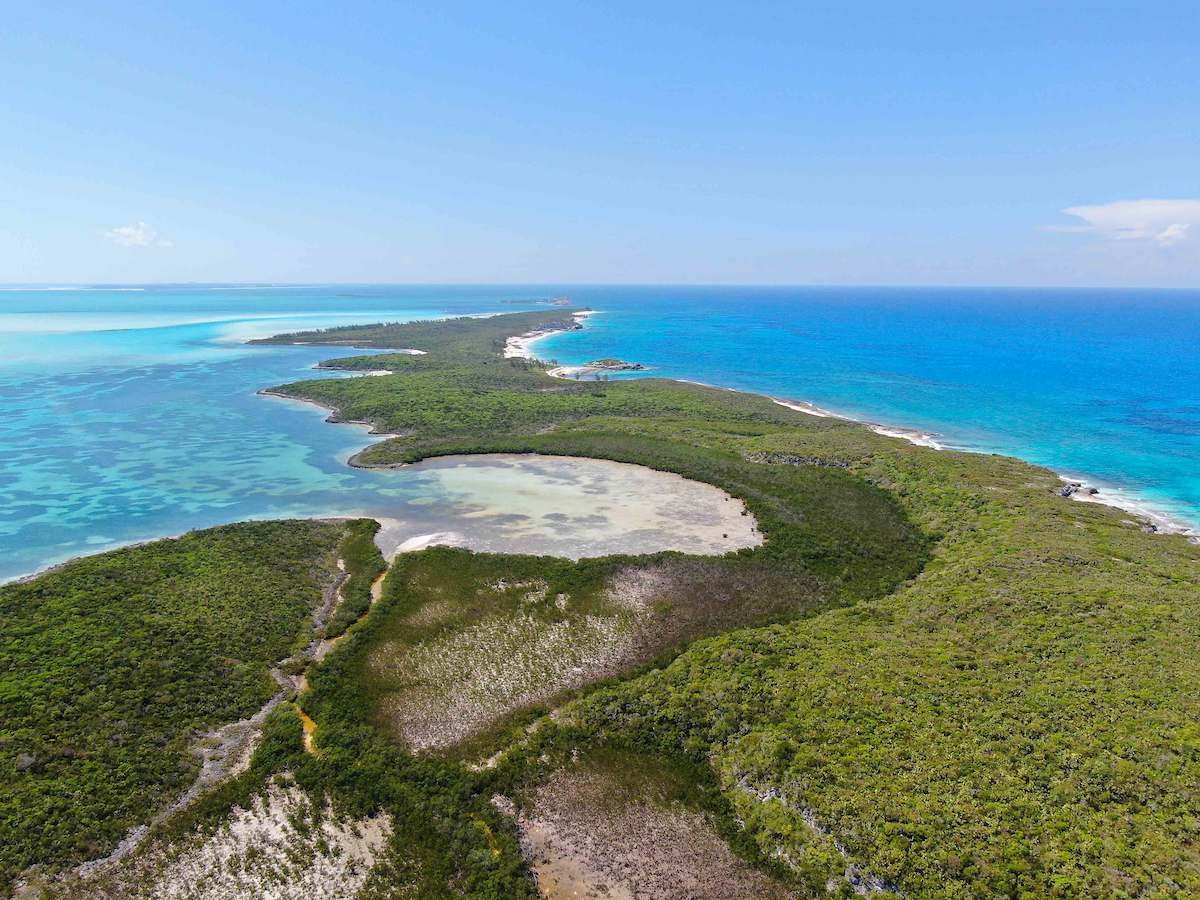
[258,309,1200,897]
[13,309,1200,897]
[249,310,580,364]
[0,520,349,891]
[279,369,807,453]
[331,426,927,752]
[499,746,794,898]
[60,691,531,898]
[326,519,387,638]
[255,311,827,456]
[564,445,1200,895]
[348,548,622,752]
[296,565,539,896]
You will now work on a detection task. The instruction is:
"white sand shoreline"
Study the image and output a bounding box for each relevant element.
[771,398,945,449]
[771,399,1196,538]
[504,310,597,360]
[1055,475,1196,538]
[8,309,1194,586]
[521,312,1196,541]
[771,398,1195,538]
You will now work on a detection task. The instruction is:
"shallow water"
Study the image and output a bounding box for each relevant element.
[0,286,760,580]
[3,283,1198,579]
[379,454,760,560]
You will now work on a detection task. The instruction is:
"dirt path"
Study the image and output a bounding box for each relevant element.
[297,566,389,755]
[51,555,399,897]
[370,568,386,602]
[66,558,353,885]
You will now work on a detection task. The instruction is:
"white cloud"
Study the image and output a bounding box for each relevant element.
[103,221,173,248]
[1052,199,1200,248]
[1155,222,1191,246]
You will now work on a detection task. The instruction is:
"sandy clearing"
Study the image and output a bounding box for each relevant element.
[369,561,682,752]
[149,782,390,900]
[72,779,393,900]
[375,610,632,751]
[497,765,794,900]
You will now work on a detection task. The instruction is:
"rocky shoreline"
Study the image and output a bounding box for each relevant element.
[586,357,645,371]
[547,357,648,380]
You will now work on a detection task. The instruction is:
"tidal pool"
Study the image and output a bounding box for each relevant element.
[368,454,762,560]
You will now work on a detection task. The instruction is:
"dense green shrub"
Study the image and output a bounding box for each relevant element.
[0,520,346,891]
[263,310,1200,896]
[325,518,387,638]
[13,307,1200,896]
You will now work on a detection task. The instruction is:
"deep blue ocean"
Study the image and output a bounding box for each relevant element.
[1,284,1197,581]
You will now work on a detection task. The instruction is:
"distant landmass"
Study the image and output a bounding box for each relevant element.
[500,295,573,306]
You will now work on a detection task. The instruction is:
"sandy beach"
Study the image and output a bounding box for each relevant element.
[503,310,597,360]
[770,401,1196,538]
[772,398,945,449]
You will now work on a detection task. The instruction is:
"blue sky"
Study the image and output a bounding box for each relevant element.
[2,2,1198,286]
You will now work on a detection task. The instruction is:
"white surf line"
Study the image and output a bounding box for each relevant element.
[1057,475,1197,539]
[770,399,1196,539]
[771,397,944,449]
[865,424,945,450]
[771,398,838,419]
[614,379,1191,537]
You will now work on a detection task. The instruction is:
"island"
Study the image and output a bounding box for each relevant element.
[586,357,645,371]
[5,309,1199,899]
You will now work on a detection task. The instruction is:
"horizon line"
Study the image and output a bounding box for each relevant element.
[2,281,1200,292]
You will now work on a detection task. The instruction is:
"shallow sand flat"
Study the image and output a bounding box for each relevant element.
[372,454,762,561]
[376,610,631,750]
[501,765,794,900]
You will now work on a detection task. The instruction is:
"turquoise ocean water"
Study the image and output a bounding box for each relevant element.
[1,284,1198,581]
